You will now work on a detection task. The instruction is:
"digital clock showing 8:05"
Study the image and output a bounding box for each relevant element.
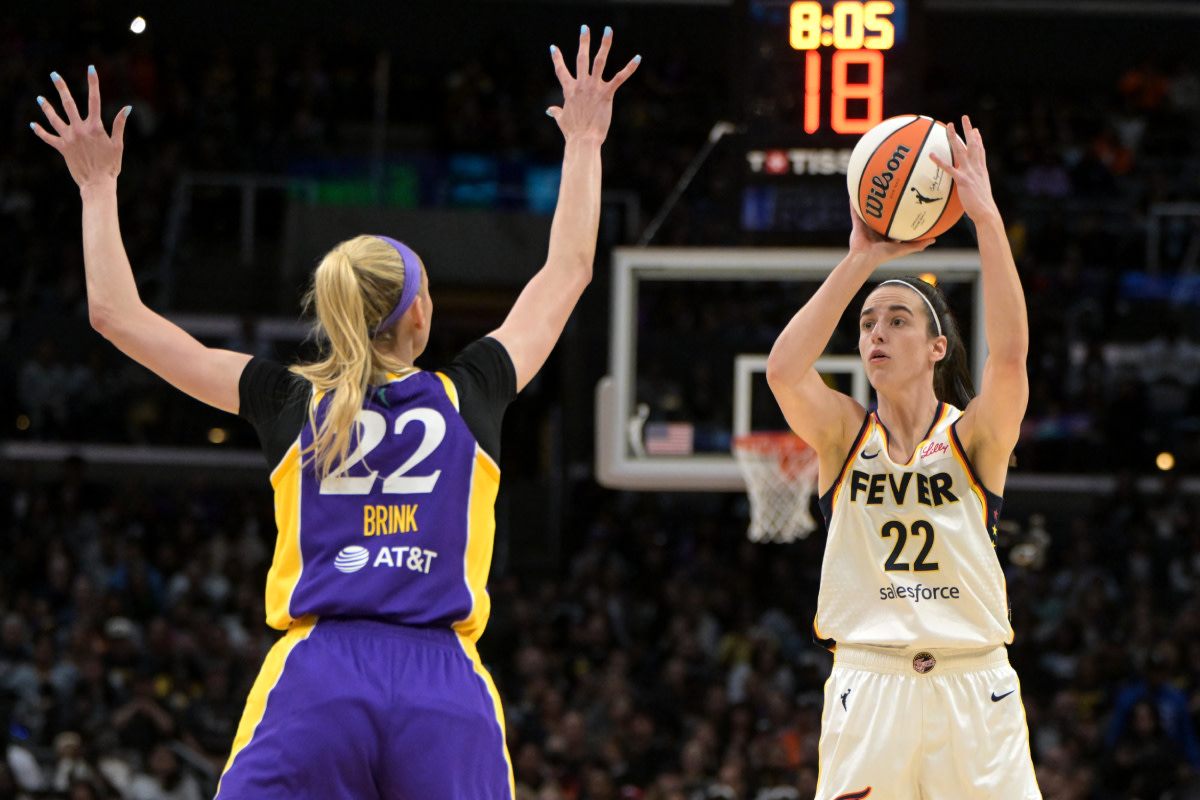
[790,1,896,134]
[742,0,909,236]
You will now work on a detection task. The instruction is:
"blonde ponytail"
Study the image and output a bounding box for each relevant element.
[291,235,416,479]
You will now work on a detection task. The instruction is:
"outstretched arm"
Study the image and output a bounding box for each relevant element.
[930,117,1028,492]
[767,208,931,465]
[32,68,250,414]
[488,26,639,392]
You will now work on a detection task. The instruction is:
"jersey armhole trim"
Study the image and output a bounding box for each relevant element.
[270,440,301,487]
[818,413,871,526]
[434,372,461,411]
[948,421,1003,534]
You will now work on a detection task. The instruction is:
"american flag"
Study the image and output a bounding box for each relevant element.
[643,422,694,456]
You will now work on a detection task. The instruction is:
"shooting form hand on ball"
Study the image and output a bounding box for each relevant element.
[546,26,640,145]
[929,115,1001,224]
[31,67,130,191]
[847,200,934,268]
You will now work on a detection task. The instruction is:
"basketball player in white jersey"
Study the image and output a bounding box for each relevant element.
[766,116,1041,799]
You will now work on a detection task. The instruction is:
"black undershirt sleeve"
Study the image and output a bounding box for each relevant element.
[237,337,516,470]
[237,358,310,470]
[440,337,518,462]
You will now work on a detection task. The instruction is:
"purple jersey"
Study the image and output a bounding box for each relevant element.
[265,369,498,641]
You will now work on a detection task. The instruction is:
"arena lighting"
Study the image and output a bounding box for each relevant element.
[208,427,228,445]
[918,272,938,286]
[130,16,147,34]
[1156,452,1175,471]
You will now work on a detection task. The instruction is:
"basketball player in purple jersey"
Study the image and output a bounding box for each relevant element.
[33,28,638,799]
[767,119,1041,798]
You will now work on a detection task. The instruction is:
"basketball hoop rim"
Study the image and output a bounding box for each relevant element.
[732,431,812,455]
[733,431,817,484]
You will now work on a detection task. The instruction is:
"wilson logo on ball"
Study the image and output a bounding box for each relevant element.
[862,143,912,220]
[846,115,964,242]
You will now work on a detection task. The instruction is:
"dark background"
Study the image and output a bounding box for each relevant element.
[4,2,1200,799]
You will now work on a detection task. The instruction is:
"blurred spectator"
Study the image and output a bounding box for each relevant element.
[109,672,175,757]
[1106,649,1200,768]
[17,340,75,439]
[127,744,203,800]
[50,731,103,795]
[1105,701,1188,799]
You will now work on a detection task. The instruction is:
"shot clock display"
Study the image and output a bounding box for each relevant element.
[791,1,895,134]
[742,0,914,239]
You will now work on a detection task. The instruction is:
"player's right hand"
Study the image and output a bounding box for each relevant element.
[31,66,130,190]
[545,25,640,146]
[847,201,934,266]
[930,116,1001,224]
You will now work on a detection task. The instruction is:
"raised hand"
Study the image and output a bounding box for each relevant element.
[546,26,640,145]
[929,115,1000,223]
[847,201,934,266]
[31,66,130,190]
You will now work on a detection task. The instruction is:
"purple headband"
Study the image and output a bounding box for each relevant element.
[371,235,422,337]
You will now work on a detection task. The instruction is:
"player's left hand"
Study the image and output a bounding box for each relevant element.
[31,67,130,191]
[929,115,1000,223]
[546,25,640,145]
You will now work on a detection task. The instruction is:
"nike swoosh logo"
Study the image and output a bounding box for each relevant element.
[991,690,1016,702]
[862,451,880,459]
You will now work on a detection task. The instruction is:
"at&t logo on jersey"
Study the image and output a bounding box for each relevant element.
[334,546,371,573]
[333,545,439,575]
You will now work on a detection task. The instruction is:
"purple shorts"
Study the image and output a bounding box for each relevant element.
[216,618,514,799]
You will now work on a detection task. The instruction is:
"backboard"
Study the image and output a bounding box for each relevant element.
[595,247,984,491]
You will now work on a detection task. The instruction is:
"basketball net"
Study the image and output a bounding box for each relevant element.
[733,432,819,543]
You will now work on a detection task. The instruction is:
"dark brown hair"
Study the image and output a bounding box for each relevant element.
[885,276,975,410]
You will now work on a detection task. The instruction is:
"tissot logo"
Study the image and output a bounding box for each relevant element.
[745,148,853,176]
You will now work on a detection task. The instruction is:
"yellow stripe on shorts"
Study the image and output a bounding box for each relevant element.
[218,616,317,793]
[456,633,516,800]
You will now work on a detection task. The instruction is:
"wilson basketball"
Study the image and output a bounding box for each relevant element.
[846,115,963,242]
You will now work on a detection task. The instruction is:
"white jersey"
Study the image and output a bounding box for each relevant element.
[815,403,1013,650]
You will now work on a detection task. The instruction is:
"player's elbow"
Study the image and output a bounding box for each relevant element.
[765,350,793,390]
[571,252,594,286]
[88,304,115,337]
[988,349,1028,375]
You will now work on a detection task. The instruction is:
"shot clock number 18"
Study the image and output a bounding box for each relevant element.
[790,1,896,135]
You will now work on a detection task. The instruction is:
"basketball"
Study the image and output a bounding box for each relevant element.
[846,115,964,242]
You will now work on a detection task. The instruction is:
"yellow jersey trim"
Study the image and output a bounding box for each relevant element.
[265,441,304,630]
[451,447,501,642]
[433,371,460,411]
[456,633,516,798]
[218,615,317,790]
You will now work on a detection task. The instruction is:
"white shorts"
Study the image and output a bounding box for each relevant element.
[815,644,1042,800]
